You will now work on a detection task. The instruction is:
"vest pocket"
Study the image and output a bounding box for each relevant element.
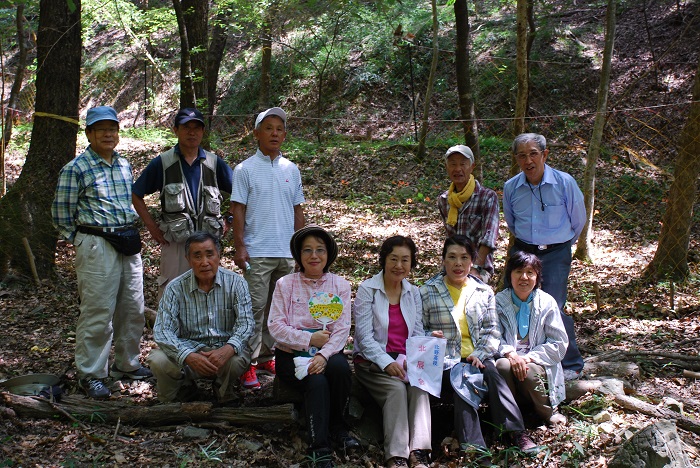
[202,185,222,215]
[202,215,223,238]
[163,183,187,212]
[160,214,194,243]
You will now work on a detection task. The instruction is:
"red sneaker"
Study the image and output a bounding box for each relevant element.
[240,365,260,389]
[258,359,276,375]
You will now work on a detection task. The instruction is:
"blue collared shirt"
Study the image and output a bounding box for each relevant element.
[52,146,137,242]
[503,164,585,245]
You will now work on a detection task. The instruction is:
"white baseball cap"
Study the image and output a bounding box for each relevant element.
[255,107,287,129]
[444,144,474,163]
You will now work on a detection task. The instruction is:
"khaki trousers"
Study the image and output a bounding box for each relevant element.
[243,257,294,364]
[496,358,553,421]
[148,346,251,403]
[355,362,432,460]
[157,240,190,303]
[74,232,145,380]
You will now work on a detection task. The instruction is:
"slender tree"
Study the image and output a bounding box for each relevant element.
[643,57,700,281]
[0,0,81,278]
[416,0,439,160]
[574,0,617,262]
[453,0,481,181]
[172,0,195,108]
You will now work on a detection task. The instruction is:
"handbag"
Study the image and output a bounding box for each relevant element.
[100,228,142,256]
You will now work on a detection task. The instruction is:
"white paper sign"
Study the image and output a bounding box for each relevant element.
[406,336,446,398]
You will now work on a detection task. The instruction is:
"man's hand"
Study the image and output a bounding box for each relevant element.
[466,355,485,369]
[308,354,327,375]
[507,353,530,382]
[146,222,168,246]
[309,330,331,348]
[184,352,219,377]
[233,246,250,271]
[200,345,235,370]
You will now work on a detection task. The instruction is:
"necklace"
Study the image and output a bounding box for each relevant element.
[527,182,546,211]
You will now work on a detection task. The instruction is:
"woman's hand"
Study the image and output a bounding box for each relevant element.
[507,353,530,381]
[431,330,444,338]
[384,361,406,379]
[309,330,331,348]
[308,354,327,375]
[466,355,485,369]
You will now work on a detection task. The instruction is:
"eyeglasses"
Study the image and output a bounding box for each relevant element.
[92,127,119,135]
[301,248,327,256]
[515,150,542,161]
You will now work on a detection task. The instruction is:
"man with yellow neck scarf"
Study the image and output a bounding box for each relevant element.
[437,145,499,283]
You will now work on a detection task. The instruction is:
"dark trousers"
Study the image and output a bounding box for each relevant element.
[438,360,525,447]
[276,349,351,451]
[511,240,584,372]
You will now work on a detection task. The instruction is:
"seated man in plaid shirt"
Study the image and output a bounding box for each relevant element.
[437,145,499,283]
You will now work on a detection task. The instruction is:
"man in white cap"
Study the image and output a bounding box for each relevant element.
[437,145,499,283]
[229,107,305,389]
[132,107,233,301]
[52,106,151,399]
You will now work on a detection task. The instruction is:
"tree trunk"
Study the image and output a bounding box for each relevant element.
[182,0,209,111]
[511,0,529,176]
[643,57,700,281]
[0,0,81,279]
[453,0,482,181]
[259,15,273,110]
[1,393,295,426]
[172,0,195,108]
[574,0,617,262]
[206,8,230,117]
[2,4,29,197]
[416,0,439,161]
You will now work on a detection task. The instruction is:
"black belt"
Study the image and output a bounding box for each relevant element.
[514,238,568,253]
[78,225,134,234]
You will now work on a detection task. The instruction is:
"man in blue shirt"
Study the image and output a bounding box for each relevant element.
[503,133,585,380]
[132,108,233,302]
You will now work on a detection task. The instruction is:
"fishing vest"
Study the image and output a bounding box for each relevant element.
[158,148,223,243]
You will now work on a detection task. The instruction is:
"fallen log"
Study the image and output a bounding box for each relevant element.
[683,370,700,379]
[612,393,700,435]
[583,361,639,380]
[1,392,295,426]
[565,378,633,401]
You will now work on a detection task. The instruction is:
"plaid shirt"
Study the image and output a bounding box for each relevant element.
[154,267,255,366]
[52,146,137,242]
[437,180,499,274]
[420,272,500,362]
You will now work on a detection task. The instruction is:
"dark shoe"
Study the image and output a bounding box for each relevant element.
[513,431,540,454]
[331,430,360,451]
[111,365,153,380]
[408,449,430,468]
[78,378,111,399]
[387,457,409,468]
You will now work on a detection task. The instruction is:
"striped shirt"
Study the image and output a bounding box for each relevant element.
[231,149,305,258]
[52,146,137,242]
[154,267,255,365]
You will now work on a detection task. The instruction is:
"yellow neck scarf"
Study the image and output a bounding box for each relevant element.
[446,176,476,226]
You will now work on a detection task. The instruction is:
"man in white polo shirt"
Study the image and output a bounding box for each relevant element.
[230,107,305,389]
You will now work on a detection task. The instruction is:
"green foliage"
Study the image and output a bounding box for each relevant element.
[198,440,225,463]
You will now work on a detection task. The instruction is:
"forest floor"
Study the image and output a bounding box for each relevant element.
[1,137,699,467]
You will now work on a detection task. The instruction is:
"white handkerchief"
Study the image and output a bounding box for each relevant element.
[293,356,312,380]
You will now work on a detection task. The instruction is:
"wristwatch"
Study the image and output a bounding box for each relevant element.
[472,265,485,275]
[224,212,234,224]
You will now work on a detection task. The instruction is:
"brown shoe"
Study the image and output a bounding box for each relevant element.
[408,449,430,468]
[387,456,408,468]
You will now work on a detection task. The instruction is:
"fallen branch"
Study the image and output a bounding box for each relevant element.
[612,393,700,435]
[683,370,700,379]
[1,392,295,427]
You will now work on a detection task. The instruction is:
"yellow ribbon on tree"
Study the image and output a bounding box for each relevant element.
[446,175,476,226]
[33,111,80,125]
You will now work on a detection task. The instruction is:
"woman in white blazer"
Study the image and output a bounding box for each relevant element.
[353,235,431,468]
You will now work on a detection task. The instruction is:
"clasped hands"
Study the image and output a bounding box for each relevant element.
[184,345,235,377]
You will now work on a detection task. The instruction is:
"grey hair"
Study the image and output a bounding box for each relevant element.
[512,133,547,154]
[185,231,221,256]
